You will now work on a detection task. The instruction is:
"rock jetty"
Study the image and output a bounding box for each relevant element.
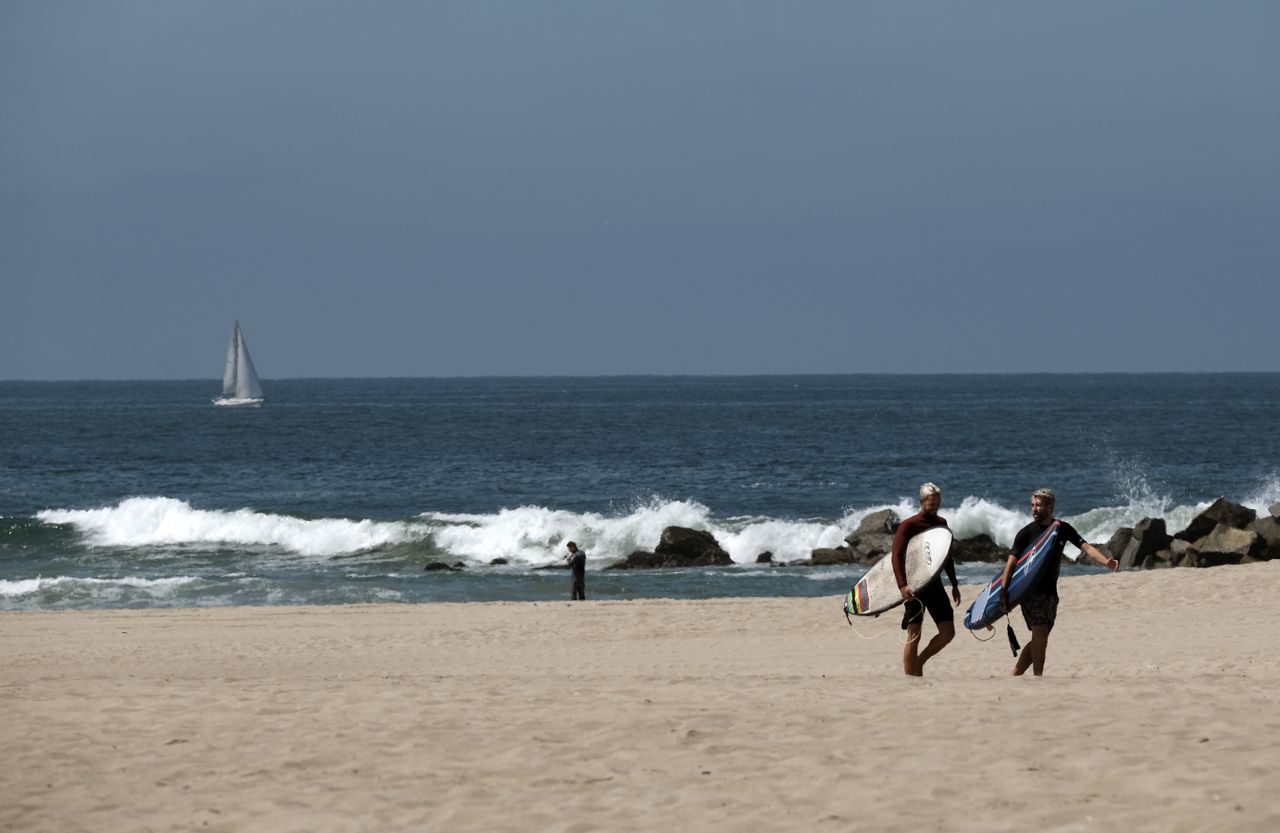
[448,498,1280,573]
[598,497,1280,572]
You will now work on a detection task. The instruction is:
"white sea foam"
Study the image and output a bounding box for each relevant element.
[419,490,1240,565]
[715,519,847,564]
[943,497,1032,546]
[422,499,716,564]
[420,496,1046,565]
[0,575,198,598]
[1058,466,1280,548]
[1242,475,1280,515]
[37,497,421,557]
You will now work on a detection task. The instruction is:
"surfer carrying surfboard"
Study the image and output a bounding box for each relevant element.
[894,482,961,676]
[998,488,1119,676]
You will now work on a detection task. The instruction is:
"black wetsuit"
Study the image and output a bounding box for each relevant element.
[891,512,957,628]
[569,550,586,600]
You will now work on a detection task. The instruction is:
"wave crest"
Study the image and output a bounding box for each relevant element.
[34,484,1277,567]
[0,575,198,598]
[37,497,420,557]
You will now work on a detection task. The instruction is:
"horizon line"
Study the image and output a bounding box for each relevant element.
[4,370,1279,384]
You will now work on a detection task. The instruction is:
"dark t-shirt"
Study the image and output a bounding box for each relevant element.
[569,550,586,579]
[890,512,956,590]
[1010,519,1085,598]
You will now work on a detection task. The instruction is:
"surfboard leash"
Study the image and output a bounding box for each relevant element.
[841,603,882,640]
[841,596,914,643]
[843,616,881,641]
[967,613,1021,657]
[1005,622,1021,657]
[968,624,997,643]
[842,606,926,647]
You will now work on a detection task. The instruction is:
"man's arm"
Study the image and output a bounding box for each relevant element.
[943,554,960,603]
[1079,542,1119,571]
[891,522,913,600]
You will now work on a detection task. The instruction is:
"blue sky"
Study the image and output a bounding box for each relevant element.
[3,2,1278,379]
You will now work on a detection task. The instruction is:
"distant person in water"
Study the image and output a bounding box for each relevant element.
[893,482,961,676]
[564,541,587,601]
[999,488,1119,676]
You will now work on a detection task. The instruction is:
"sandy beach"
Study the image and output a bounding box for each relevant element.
[5,561,1280,833]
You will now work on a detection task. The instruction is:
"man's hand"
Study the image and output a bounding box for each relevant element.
[899,585,915,602]
[951,585,961,605]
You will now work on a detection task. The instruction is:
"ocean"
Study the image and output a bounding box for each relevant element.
[3,375,1277,610]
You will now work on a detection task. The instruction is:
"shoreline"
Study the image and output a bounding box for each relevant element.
[5,563,1280,832]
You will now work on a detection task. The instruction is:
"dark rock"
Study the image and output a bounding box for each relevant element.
[1119,518,1172,570]
[606,527,734,570]
[755,552,773,564]
[1141,549,1174,570]
[534,562,570,571]
[1186,524,1262,567]
[1174,497,1257,542]
[604,550,663,570]
[952,534,1006,562]
[1248,517,1280,561]
[847,509,900,543]
[1170,538,1197,567]
[489,558,509,566]
[839,511,901,564]
[1192,550,1248,568]
[810,547,857,566]
[653,526,733,565]
[844,528,893,562]
[423,561,463,572]
[1102,527,1134,561]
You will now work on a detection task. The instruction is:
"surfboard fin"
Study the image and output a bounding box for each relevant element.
[1006,623,1021,657]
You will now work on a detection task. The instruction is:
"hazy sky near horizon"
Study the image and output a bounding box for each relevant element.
[3,2,1278,379]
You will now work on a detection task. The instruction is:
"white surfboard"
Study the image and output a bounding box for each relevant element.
[843,526,953,617]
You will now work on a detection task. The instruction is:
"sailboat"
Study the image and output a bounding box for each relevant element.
[213,321,266,407]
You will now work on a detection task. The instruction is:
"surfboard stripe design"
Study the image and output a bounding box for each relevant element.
[855,580,871,614]
[989,521,1057,592]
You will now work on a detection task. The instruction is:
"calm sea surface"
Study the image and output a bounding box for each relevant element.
[2,375,1277,610]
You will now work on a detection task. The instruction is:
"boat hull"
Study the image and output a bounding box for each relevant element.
[212,397,266,408]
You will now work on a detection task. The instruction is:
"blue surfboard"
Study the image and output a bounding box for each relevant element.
[963,521,1060,630]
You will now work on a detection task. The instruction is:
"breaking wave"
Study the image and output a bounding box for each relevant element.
[37,497,422,558]
[29,479,1280,569]
[0,575,198,599]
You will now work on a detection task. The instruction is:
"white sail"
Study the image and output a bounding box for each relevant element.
[221,323,241,397]
[215,321,266,406]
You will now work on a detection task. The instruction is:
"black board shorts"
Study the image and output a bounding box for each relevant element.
[901,578,953,629]
[1020,592,1058,629]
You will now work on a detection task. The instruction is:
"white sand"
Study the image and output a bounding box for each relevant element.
[4,561,1280,832]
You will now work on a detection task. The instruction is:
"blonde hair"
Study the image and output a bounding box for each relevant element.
[919,482,941,500]
[1031,488,1055,505]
